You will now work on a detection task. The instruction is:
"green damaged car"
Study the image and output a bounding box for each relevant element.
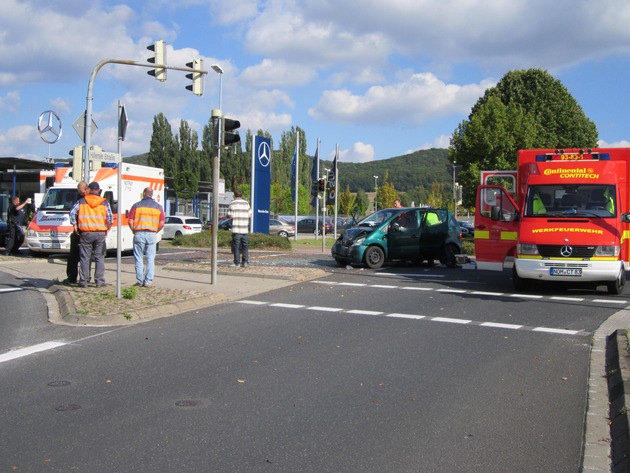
[331,208,462,269]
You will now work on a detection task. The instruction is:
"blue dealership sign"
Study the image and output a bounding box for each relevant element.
[252,135,271,233]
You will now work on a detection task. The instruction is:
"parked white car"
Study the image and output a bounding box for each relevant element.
[162,216,203,239]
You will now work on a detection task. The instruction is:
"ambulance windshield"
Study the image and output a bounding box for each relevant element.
[525,184,616,217]
[39,188,79,211]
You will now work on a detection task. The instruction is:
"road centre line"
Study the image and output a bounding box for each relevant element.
[235,301,586,336]
[310,281,627,306]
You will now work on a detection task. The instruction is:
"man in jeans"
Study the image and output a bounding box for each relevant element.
[128,187,165,287]
[228,188,252,267]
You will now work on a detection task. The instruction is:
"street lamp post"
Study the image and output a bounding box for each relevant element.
[373,175,379,211]
[210,64,223,285]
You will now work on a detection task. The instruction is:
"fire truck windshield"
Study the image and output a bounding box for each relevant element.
[525,184,615,217]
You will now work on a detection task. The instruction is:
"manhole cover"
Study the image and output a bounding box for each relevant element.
[48,380,71,387]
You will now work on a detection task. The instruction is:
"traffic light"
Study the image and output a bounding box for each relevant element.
[318,179,325,192]
[222,118,241,147]
[147,40,167,82]
[185,58,204,96]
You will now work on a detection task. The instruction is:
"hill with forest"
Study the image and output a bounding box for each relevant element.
[125,148,451,193]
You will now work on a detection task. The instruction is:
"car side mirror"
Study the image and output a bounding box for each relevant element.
[621,212,630,223]
[391,222,400,232]
[491,205,501,221]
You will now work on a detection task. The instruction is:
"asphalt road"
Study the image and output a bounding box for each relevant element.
[2,254,624,472]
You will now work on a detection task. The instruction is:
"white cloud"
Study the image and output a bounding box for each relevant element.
[598,139,630,148]
[240,59,316,87]
[338,142,375,163]
[0,92,20,113]
[309,73,493,125]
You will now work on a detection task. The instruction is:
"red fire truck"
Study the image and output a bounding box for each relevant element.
[475,148,630,294]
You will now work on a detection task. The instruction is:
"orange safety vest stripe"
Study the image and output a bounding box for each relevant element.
[132,206,162,232]
[77,202,108,232]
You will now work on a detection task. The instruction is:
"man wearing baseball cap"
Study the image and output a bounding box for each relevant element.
[69,181,113,287]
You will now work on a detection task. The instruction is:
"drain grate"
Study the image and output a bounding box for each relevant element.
[55,404,81,411]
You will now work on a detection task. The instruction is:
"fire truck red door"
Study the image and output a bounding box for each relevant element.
[474,185,520,270]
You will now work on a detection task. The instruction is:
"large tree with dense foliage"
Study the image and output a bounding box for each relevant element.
[148,113,178,177]
[450,68,598,207]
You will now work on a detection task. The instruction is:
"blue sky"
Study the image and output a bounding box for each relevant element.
[2,0,630,164]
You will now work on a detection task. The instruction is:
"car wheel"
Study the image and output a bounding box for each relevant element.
[364,246,384,269]
[440,244,459,268]
[175,230,183,238]
[607,268,626,295]
[278,231,288,237]
[334,258,345,267]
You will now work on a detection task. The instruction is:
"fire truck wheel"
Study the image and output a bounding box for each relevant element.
[607,268,626,295]
[512,266,531,291]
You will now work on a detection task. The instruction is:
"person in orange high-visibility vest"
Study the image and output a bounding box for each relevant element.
[69,181,113,288]
[128,187,165,287]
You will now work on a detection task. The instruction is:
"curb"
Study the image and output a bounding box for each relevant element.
[49,284,227,326]
[607,330,630,471]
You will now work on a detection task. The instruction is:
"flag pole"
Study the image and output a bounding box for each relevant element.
[334,143,339,238]
[314,138,320,241]
[293,131,299,241]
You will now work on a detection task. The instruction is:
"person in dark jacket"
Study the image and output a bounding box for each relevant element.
[65,181,88,283]
[4,196,28,256]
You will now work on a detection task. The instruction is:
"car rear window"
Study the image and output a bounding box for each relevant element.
[186,218,203,225]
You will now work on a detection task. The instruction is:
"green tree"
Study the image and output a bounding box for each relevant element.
[148,113,177,177]
[173,170,199,200]
[339,184,357,217]
[426,182,447,208]
[450,68,598,207]
[376,171,399,210]
[177,120,199,177]
[355,189,369,216]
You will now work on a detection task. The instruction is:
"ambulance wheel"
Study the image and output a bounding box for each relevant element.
[607,268,626,295]
[364,246,384,269]
[512,266,531,291]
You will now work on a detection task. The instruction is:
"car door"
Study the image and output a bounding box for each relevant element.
[418,210,448,259]
[387,210,420,261]
[163,216,180,239]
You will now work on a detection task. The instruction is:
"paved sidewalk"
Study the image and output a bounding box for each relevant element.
[0,251,328,326]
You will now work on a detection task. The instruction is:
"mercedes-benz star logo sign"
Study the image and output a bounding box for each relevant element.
[258,141,271,168]
[38,110,62,144]
[560,245,573,257]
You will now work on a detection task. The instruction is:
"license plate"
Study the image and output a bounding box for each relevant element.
[550,267,582,277]
[42,243,61,249]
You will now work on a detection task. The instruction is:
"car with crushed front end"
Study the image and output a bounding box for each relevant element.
[331,207,462,269]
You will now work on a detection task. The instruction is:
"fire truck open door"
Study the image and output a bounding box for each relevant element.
[474,185,520,271]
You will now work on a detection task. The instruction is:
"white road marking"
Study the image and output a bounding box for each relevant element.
[270,303,305,309]
[481,322,523,330]
[235,301,586,336]
[387,313,426,320]
[432,317,472,324]
[0,341,66,364]
[347,309,383,316]
[308,281,627,306]
[0,287,23,294]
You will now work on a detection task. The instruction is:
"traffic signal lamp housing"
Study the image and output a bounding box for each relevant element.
[318,179,325,192]
[222,118,241,147]
[185,58,204,96]
[147,40,167,82]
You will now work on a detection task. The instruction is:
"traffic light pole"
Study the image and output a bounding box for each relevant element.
[210,110,222,285]
[82,58,207,182]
